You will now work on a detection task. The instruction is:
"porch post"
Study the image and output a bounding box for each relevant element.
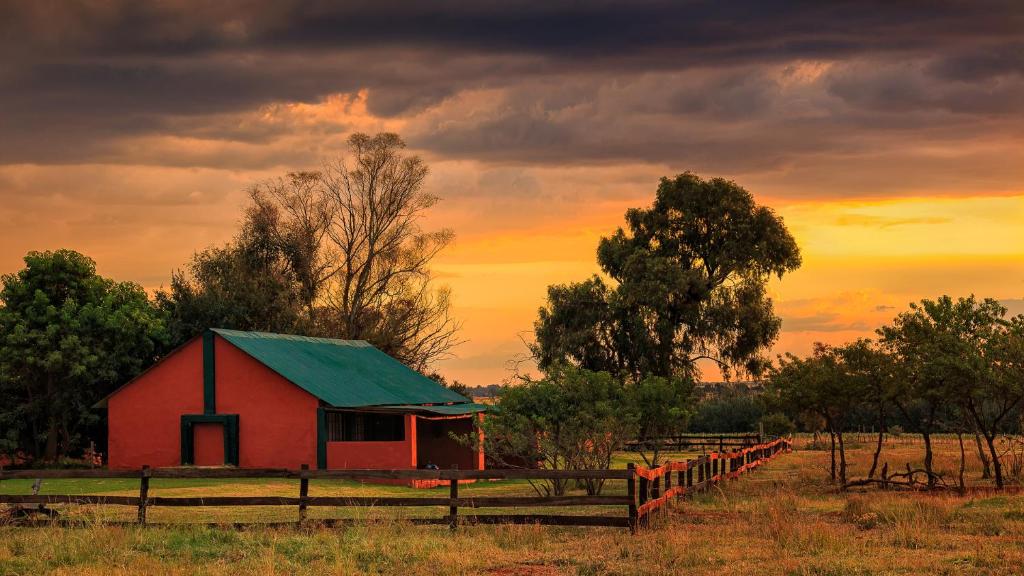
[316,407,327,470]
[405,414,418,467]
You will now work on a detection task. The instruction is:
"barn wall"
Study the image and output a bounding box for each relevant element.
[107,337,204,469]
[326,413,417,469]
[214,336,320,469]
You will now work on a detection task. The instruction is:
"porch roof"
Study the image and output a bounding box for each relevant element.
[380,403,489,415]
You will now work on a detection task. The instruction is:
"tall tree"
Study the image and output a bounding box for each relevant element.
[878,296,1005,488]
[245,171,336,327]
[157,239,304,344]
[770,345,865,485]
[961,305,1024,488]
[836,339,894,480]
[317,133,458,370]
[626,374,694,466]
[535,172,800,382]
[0,250,168,461]
[160,133,460,371]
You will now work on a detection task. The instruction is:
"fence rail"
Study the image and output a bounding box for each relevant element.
[0,439,791,531]
[624,433,764,452]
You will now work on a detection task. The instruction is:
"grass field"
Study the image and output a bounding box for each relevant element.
[3,441,1024,575]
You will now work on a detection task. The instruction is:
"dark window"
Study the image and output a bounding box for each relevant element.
[325,412,404,442]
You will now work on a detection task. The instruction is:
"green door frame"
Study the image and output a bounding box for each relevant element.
[181,414,239,466]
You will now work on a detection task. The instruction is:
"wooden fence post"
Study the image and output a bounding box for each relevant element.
[686,461,694,487]
[137,465,151,525]
[627,463,638,533]
[448,474,459,530]
[298,464,309,525]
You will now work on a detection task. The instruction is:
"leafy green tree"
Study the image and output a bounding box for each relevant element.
[835,339,894,479]
[480,365,631,495]
[770,344,867,484]
[956,302,1024,488]
[626,375,694,466]
[0,250,168,461]
[689,390,765,434]
[157,238,304,345]
[535,172,801,382]
[878,296,1004,488]
[759,412,796,436]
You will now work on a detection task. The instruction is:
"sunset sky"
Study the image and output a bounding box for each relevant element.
[1,1,1022,385]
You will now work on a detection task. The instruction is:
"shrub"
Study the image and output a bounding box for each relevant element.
[760,412,796,436]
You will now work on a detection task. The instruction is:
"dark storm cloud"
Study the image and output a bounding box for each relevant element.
[4,1,1019,60]
[927,44,1024,81]
[0,0,1022,169]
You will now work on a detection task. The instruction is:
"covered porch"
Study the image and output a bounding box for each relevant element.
[317,403,485,487]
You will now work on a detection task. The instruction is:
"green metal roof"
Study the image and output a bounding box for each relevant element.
[212,329,473,408]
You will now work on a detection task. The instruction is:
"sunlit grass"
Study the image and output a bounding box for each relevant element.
[4,444,1024,574]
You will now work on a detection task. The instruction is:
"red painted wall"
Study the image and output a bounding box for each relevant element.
[108,333,468,474]
[108,338,204,469]
[326,414,417,469]
[193,423,224,466]
[108,334,320,470]
[214,337,319,469]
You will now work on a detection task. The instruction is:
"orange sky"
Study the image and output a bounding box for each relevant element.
[1,2,1022,385]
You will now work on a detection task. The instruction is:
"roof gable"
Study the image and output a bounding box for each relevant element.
[212,329,470,408]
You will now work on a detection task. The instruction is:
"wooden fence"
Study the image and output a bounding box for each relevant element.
[624,433,763,453]
[0,438,791,531]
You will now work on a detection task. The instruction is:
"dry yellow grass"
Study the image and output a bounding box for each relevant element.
[3,442,1024,575]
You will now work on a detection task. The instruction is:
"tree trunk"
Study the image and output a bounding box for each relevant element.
[975,431,992,479]
[837,430,848,486]
[43,415,59,462]
[829,430,837,482]
[868,405,885,479]
[957,432,966,494]
[923,431,935,489]
[983,433,1004,489]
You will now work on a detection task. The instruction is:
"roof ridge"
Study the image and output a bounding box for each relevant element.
[210,328,372,347]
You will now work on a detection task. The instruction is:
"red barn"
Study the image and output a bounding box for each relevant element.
[99,329,485,480]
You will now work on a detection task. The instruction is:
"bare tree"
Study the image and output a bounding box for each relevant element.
[239,133,460,370]
[246,171,337,329]
[318,133,458,370]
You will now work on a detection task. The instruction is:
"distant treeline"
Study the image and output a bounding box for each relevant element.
[688,382,1024,436]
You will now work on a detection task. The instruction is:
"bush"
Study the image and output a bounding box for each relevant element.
[760,412,796,436]
[690,393,764,432]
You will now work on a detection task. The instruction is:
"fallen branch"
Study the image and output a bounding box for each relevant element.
[843,462,950,491]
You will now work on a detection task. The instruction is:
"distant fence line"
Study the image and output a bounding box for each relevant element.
[624,433,763,453]
[1,438,791,531]
[794,432,1007,448]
